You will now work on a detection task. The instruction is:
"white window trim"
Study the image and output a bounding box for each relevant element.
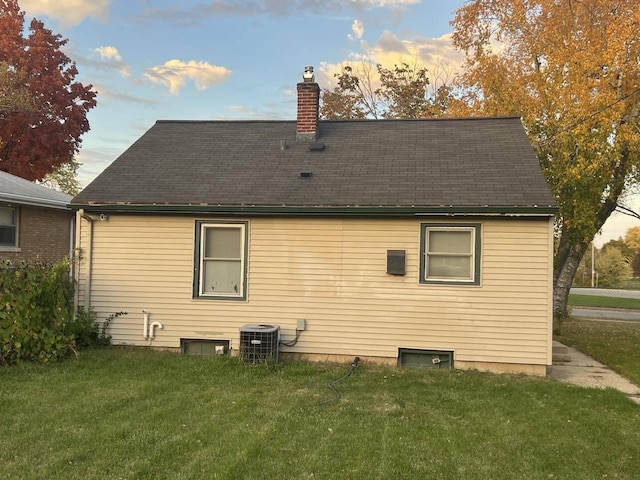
[421,224,480,285]
[197,222,246,299]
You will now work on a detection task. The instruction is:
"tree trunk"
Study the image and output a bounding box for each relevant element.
[553,238,588,320]
[552,142,629,321]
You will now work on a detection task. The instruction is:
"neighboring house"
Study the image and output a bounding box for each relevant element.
[0,170,73,264]
[71,67,557,375]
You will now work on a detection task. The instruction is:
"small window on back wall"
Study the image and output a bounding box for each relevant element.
[420,223,481,285]
[0,206,17,247]
[193,221,247,300]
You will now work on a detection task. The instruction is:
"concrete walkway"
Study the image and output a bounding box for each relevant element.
[548,341,640,405]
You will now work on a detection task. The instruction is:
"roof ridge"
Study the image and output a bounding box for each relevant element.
[155,119,296,124]
[155,116,521,125]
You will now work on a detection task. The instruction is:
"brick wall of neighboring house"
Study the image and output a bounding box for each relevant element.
[0,205,73,264]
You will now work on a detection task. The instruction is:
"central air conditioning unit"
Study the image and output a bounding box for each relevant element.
[239,324,280,365]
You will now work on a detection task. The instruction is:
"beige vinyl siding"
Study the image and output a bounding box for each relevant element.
[80,215,553,367]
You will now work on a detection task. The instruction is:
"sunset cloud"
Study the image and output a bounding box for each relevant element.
[348,19,365,40]
[93,46,131,77]
[319,31,464,90]
[21,0,110,27]
[144,60,232,94]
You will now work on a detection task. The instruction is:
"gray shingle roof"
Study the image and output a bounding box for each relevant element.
[72,117,556,212]
[0,170,72,209]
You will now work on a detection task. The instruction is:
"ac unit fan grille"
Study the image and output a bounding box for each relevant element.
[239,324,280,364]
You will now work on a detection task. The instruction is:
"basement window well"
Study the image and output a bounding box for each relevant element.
[398,348,453,369]
[181,339,230,356]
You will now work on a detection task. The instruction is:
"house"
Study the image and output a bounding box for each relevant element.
[70,66,557,375]
[0,170,73,264]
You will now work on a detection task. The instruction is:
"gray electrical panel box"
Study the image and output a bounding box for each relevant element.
[387,250,406,275]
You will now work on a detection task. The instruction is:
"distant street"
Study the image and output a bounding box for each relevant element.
[570,288,640,299]
[570,288,640,321]
[571,307,640,322]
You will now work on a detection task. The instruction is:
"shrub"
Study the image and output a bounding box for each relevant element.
[0,259,75,365]
[0,259,126,366]
[66,309,127,348]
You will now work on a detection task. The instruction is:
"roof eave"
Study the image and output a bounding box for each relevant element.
[69,204,558,217]
[0,193,71,210]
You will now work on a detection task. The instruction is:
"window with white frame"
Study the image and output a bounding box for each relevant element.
[0,206,17,247]
[194,222,247,299]
[420,224,481,285]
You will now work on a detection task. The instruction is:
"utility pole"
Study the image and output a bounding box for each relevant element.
[591,242,596,288]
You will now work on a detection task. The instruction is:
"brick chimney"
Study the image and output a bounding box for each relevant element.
[296,66,320,141]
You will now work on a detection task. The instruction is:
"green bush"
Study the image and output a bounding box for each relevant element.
[66,309,126,348]
[0,259,124,366]
[0,259,75,365]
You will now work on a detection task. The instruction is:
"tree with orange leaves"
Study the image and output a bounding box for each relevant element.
[451,0,640,320]
[0,0,96,181]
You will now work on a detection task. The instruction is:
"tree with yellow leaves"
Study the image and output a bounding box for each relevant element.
[624,226,640,252]
[451,0,640,319]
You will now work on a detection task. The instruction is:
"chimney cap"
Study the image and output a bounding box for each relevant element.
[302,65,315,82]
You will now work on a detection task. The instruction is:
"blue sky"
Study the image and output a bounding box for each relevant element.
[17,0,640,245]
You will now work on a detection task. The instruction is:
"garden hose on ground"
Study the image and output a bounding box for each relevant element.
[316,357,361,406]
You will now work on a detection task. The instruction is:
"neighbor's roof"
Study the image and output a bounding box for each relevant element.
[72,117,556,216]
[0,170,72,209]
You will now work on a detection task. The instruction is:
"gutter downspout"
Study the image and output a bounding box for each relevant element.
[68,214,75,281]
[76,209,93,313]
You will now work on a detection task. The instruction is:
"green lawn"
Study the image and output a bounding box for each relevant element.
[568,293,640,309]
[1,349,640,480]
[556,317,640,385]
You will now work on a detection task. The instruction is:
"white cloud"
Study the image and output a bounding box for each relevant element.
[94,46,120,61]
[93,46,131,77]
[348,19,365,40]
[21,0,111,27]
[144,60,232,94]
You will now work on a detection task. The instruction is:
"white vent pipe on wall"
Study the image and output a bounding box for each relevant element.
[143,309,149,339]
[149,322,163,340]
[143,310,163,340]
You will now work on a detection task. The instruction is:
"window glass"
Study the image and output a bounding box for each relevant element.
[204,227,241,259]
[428,256,472,279]
[0,207,14,226]
[202,260,242,294]
[0,206,16,246]
[428,230,471,254]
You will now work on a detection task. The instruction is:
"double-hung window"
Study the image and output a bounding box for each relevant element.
[194,222,247,300]
[420,224,481,285]
[0,206,17,247]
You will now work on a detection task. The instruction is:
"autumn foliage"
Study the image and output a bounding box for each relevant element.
[451,0,640,316]
[0,0,96,181]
